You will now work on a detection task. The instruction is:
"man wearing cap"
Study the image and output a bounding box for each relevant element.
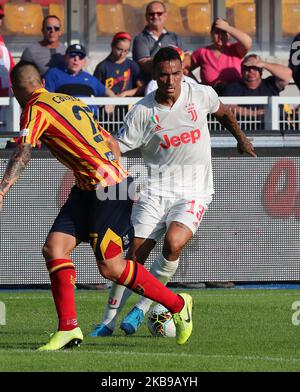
[0,5,15,96]
[44,43,115,118]
[21,15,66,75]
[132,1,189,83]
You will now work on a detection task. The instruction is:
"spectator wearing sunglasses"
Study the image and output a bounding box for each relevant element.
[21,15,66,75]
[132,1,189,84]
[222,54,292,127]
[44,44,115,118]
[223,54,292,98]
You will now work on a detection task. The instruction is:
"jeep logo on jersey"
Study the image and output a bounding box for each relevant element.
[160,129,201,149]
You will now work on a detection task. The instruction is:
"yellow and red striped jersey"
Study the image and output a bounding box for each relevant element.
[16,88,128,189]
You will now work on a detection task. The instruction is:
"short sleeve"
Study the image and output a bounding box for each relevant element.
[175,35,186,52]
[191,48,203,67]
[96,79,106,96]
[17,104,49,147]
[93,62,105,83]
[21,47,33,63]
[206,85,220,113]
[132,34,150,62]
[115,106,145,153]
[264,76,281,94]
[130,60,142,83]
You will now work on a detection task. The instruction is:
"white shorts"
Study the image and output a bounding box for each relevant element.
[132,193,212,241]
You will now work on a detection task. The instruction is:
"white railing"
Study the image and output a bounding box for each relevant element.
[1,96,300,147]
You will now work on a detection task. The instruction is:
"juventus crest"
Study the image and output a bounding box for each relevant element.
[186,103,198,121]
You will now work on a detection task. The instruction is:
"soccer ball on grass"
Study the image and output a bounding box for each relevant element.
[147,303,176,338]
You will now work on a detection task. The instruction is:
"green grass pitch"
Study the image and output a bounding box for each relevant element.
[0,288,300,372]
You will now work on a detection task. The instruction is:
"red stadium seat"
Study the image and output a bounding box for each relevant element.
[3,3,44,35]
[282,3,300,36]
[187,3,211,35]
[232,2,256,36]
[49,3,65,32]
[96,3,140,35]
[226,0,254,7]
[122,0,154,6]
[169,0,209,5]
[31,0,64,5]
[165,3,187,36]
[96,0,119,3]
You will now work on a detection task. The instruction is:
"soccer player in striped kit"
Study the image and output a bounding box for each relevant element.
[0,60,194,349]
[90,47,256,337]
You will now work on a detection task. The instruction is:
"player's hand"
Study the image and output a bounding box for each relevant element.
[237,137,257,157]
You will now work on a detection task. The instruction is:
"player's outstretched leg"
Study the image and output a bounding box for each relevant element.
[37,327,83,351]
[98,257,192,344]
[172,293,193,345]
[120,254,179,335]
[89,283,133,337]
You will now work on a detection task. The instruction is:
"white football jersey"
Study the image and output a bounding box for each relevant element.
[117,82,220,198]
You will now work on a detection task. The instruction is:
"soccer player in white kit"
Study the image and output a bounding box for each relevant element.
[90,47,256,337]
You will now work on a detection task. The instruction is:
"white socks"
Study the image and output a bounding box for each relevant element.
[101,283,132,330]
[101,254,179,329]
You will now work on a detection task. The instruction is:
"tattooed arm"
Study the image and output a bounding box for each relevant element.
[213,101,257,157]
[0,144,32,210]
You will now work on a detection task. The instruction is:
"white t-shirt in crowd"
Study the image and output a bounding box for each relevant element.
[117,82,220,198]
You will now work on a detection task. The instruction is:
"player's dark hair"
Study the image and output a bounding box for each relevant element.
[153,47,182,68]
[11,61,42,87]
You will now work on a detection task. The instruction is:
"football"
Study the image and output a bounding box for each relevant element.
[147,304,176,338]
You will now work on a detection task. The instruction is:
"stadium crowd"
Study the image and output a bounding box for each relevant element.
[0,2,295,112]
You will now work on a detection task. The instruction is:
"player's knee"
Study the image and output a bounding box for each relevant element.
[163,238,184,259]
[97,255,128,283]
[42,242,70,261]
[42,242,52,260]
[97,259,118,281]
